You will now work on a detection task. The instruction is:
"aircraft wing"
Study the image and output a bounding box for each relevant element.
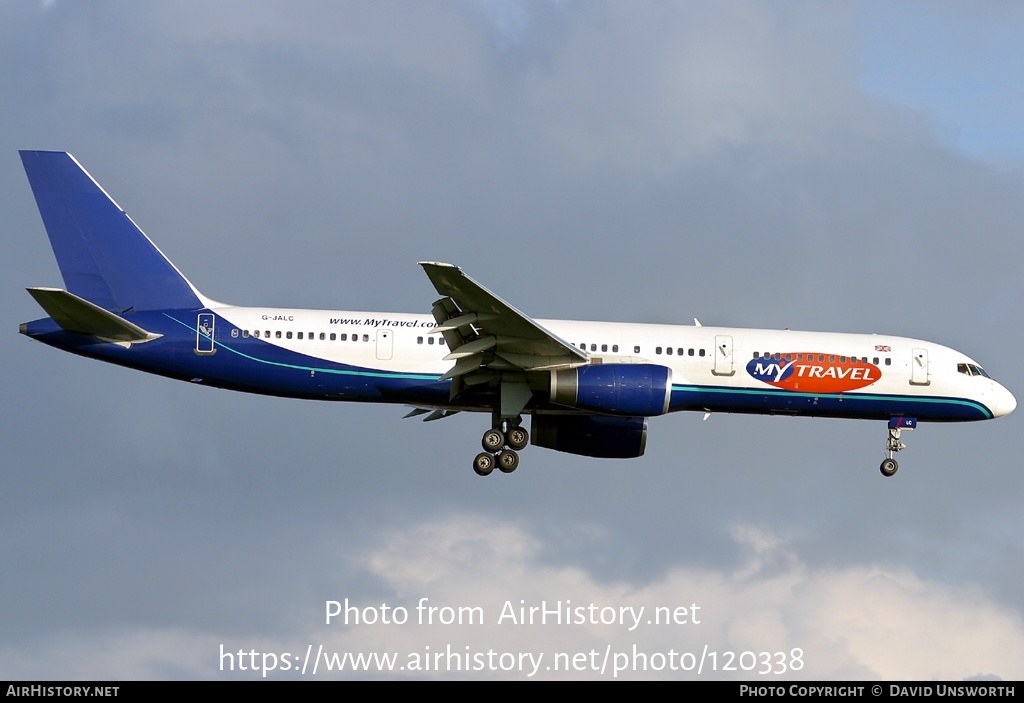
[419,262,588,393]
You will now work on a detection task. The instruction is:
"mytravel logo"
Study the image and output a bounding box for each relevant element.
[745,353,882,394]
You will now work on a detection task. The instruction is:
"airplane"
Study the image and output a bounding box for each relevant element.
[18,150,1016,478]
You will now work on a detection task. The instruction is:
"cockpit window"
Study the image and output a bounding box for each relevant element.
[958,363,990,378]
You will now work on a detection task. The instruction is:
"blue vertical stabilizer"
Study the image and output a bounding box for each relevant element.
[20,150,203,312]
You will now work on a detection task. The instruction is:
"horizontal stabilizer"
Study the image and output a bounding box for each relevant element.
[27,287,162,344]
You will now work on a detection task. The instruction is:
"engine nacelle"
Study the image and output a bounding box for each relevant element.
[549,363,672,417]
[531,415,648,458]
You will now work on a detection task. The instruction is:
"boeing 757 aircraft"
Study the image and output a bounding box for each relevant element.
[18,151,1016,477]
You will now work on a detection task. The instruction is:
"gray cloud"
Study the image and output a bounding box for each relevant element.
[2,0,1022,679]
[4,516,1022,679]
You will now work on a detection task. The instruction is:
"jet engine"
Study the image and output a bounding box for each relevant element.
[531,415,648,458]
[549,363,672,417]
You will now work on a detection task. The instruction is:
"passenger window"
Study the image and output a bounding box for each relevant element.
[634,346,640,354]
[330,333,336,341]
[885,358,891,366]
[602,344,608,352]
[591,344,597,352]
[656,347,663,355]
[362,334,369,342]
[428,337,435,345]
[699,349,705,357]
[613,345,619,353]
[231,329,238,338]
[297,332,303,340]
[418,336,424,344]
[287,332,293,339]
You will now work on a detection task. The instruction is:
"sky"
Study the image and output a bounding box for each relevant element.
[2,0,1023,681]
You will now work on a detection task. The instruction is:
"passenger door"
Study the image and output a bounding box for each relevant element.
[713,335,735,376]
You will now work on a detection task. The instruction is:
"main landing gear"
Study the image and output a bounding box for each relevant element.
[473,417,529,477]
[879,417,916,477]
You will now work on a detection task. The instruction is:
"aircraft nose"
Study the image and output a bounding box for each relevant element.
[992,383,1016,418]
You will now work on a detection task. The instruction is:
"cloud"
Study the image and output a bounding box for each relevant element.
[4,0,1023,684]
[516,3,877,175]
[4,515,1020,680]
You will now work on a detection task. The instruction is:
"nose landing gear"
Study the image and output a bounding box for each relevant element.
[879,417,916,477]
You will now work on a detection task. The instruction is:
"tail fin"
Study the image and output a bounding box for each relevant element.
[20,150,205,312]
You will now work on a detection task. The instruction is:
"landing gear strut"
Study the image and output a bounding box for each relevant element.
[473,416,528,477]
[879,417,916,477]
